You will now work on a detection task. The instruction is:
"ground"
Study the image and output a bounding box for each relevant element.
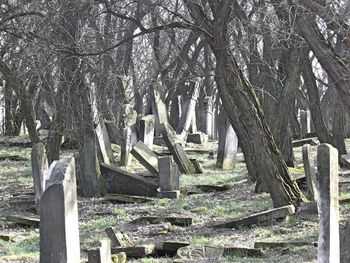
[1,139,350,263]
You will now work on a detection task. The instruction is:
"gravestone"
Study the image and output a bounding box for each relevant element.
[40,157,80,263]
[151,82,169,135]
[104,121,122,145]
[158,156,180,199]
[130,141,159,175]
[120,126,133,166]
[216,123,238,170]
[31,143,48,213]
[160,122,195,175]
[200,96,214,139]
[96,121,114,165]
[100,163,158,197]
[187,132,208,145]
[317,144,339,263]
[300,110,311,138]
[302,144,318,201]
[139,115,155,150]
[88,240,111,263]
[176,79,201,141]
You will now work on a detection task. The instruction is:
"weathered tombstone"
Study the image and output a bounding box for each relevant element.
[31,143,48,213]
[317,144,339,263]
[302,144,318,201]
[96,121,114,165]
[120,126,133,166]
[158,156,180,199]
[176,79,201,141]
[216,124,238,170]
[88,240,111,263]
[300,110,311,138]
[151,82,169,135]
[40,157,80,263]
[139,115,155,150]
[160,122,195,174]
[187,132,208,145]
[130,141,159,175]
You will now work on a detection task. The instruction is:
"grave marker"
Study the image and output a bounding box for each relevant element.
[302,144,318,201]
[217,123,238,170]
[139,115,155,150]
[317,144,339,263]
[130,141,159,175]
[40,157,80,263]
[158,156,180,199]
[96,121,114,165]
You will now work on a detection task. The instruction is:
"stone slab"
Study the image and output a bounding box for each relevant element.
[292,138,318,148]
[186,132,208,145]
[104,194,153,204]
[6,214,39,227]
[254,241,317,249]
[105,227,133,247]
[213,205,295,228]
[111,245,155,258]
[130,141,159,175]
[130,216,192,227]
[162,241,190,254]
[100,163,159,197]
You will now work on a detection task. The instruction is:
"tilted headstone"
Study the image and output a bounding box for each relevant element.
[139,115,155,150]
[216,124,238,170]
[176,79,201,141]
[151,82,169,135]
[40,157,80,263]
[300,110,311,138]
[302,144,318,201]
[31,143,48,213]
[88,240,111,263]
[96,121,114,165]
[160,122,195,175]
[317,144,339,263]
[130,141,159,175]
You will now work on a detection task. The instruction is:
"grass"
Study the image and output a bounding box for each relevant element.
[0,229,38,257]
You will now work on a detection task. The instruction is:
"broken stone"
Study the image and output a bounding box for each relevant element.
[213,205,295,228]
[130,216,192,227]
[6,214,39,227]
[254,241,317,249]
[104,228,133,247]
[130,141,159,175]
[186,132,208,145]
[88,240,112,263]
[292,138,318,148]
[104,194,153,204]
[175,245,224,262]
[111,245,155,258]
[100,163,158,197]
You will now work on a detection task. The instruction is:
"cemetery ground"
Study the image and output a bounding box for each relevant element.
[1,140,350,262]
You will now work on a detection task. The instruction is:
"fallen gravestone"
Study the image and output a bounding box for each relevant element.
[6,214,39,227]
[105,227,133,247]
[130,141,159,175]
[40,156,80,262]
[103,194,153,204]
[189,159,204,174]
[317,144,339,263]
[214,205,295,228]
[100,163,158,197]
[130,216,192,227]
[254,241,317,249]
[292,138,318,148]
[111,245,155,258]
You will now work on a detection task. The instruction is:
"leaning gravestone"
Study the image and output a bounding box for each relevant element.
[317,144,339,263]
[40,157,80,263]
[130,141,159,175]
[139,115,155,150]
[302,144,318,201]
[31,142,48,213]
[300,110,311,138]
[96,121,114,165]
[151,82,169,135]
[160,122,195,175]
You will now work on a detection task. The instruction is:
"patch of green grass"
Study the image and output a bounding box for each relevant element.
[112,207,126,216]
[253,227,274,239]
[340,191,350,199]
[0,229,38,257]
[79,218,111,246]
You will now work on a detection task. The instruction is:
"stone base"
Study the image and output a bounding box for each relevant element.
[157,190,180,199]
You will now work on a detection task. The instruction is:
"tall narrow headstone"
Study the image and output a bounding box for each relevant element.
[96,121,114,165]
[216,123,238,170]
[176,79,201,141]
[300,110,311,138]
[31,143,48,213]
[317,144,339,263]
[151,82,169,135]
[120,126,133,166]
[139,115,155,150]
[302,144,318,201]
[40,157,80,263]
[158,156,180,199]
